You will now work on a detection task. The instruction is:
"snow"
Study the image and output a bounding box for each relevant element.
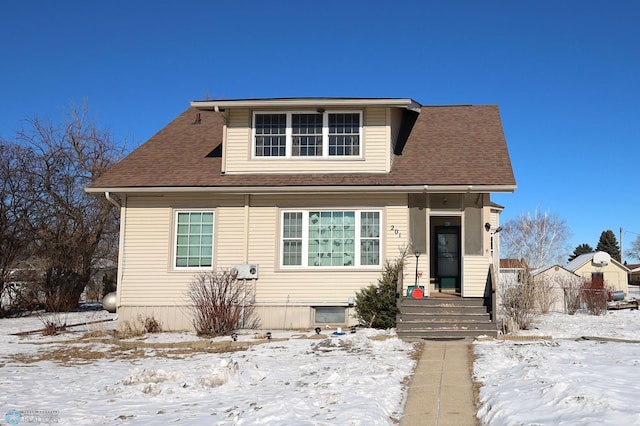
[0,307,416,425]
[474,310,640,425]
[2,306,640,425]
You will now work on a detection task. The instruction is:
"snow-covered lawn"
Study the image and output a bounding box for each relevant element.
[2,306,640,425]
[474,310,640,425]
[0,307,416,425]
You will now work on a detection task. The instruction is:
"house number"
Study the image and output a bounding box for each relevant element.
[390,225,402,238]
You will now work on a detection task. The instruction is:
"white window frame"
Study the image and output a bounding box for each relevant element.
[173,210,215,270]
[252,110,362,159]
[280,209,382,269]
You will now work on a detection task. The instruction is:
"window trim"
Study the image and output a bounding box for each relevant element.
[252,110,363,159]
[173,209,215,271]
[279,209,382,269]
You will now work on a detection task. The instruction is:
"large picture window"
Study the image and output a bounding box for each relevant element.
[175,211,214,268]
[253,111,361,158]
[281,210,381,268]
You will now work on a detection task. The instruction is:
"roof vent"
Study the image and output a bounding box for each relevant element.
[592,252,610,266]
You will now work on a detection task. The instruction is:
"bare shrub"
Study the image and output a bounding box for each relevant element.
[116,320,145,338]
[38,312,68,336]
[500,282,536,333]
[581,279,609,316]
[532,276,558,314]
[141,314,162,333]
[115,314,161,338]
[188,270,259,337]
[560,276,583,315]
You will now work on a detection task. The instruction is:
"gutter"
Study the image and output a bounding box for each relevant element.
[87,184,517,195]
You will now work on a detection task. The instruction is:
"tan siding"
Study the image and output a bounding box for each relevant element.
[573,263,629,293]
[215,206,248,267]
[117,306,193,332]
[224,107,390,174]
[224,108,251,172]
[462,255,490,297]
[118,193,410,330]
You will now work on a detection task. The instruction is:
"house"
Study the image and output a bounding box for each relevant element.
[530,264,581,312]
[565,251,629,295]
[627,264,640,285]
[86,97,516,331]
[628,264,640,300]
[499,258,528,289]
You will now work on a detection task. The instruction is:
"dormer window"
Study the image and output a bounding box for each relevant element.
[253,111,361,158]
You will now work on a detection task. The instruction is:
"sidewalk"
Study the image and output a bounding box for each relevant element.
[400,339,479,426]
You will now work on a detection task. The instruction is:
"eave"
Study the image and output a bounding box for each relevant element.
[86,184,517,195]
[190,97,422,112]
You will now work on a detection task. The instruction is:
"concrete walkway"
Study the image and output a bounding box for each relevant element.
[401,340,479,426]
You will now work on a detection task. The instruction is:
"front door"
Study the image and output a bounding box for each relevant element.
[435,226,461,293]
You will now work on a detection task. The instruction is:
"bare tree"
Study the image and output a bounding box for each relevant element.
[501,209,571,270]
[628,234,640,261]
[498,209,570,330]
[0,143,40,313]
[9,102,124,311]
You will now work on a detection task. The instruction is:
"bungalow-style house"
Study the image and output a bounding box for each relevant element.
[565,251,629,295]
[86,97,516,331]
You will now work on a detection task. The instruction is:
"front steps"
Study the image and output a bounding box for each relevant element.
[396,296,497,339]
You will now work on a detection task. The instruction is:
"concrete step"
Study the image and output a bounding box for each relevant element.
[397,297,496,339]
[399,313,491,322]
[400,305,489,315]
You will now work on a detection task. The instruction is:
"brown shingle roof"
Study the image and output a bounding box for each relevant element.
[89,104,516,190]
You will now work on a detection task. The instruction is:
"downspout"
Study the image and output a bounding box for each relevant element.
[105,191,121,208]
[244,194,250,263]
[215,106,228,175]
[105,191,124,316]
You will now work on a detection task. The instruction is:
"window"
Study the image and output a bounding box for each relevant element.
[175,211,214,268]
[329,113,360,156]
[280,210,381,268]
[254,114,286,157]
[253,111,361,158]
[314,306,346,323]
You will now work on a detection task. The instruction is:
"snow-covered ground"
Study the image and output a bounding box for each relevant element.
[2,307,640,425]
[474,310,640,425]
[0,307,416,425]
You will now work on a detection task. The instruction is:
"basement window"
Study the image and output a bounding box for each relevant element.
[314,307,346,324]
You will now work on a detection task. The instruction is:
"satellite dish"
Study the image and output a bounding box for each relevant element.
[592,252,610,266]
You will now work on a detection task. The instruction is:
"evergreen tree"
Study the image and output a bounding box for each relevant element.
[568,243,594,262]
[596,230,621,262]
[354,252,406,328]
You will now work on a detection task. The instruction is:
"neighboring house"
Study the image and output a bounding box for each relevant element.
[627,264,640,299]
[499,258,527,289]
[566,252,629,294]
[86,97,516,331]
[530,265,581,312]
[627,264,640,285]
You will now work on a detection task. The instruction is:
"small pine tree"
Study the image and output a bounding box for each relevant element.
[596,230,621,262]
[568,243,594,262]
[354,254,405,329]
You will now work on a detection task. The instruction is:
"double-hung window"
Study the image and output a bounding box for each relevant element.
[174,211,214,268]
[253,111,361,158]
[281,210,381,268]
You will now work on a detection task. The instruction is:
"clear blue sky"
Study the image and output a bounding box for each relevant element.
[1,1,638,262]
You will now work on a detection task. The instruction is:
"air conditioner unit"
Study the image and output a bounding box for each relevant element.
[232,264,259,280]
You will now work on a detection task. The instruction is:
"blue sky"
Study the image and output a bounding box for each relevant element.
[1,1,638,262]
